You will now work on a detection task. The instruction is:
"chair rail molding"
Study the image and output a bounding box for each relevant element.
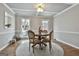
[54,31,79,34]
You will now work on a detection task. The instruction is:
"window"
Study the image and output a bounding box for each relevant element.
[21,19,30,32]
[42,20,48,30]
[5,12,13,28]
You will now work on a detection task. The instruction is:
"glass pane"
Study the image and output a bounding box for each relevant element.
[42,20,48,30]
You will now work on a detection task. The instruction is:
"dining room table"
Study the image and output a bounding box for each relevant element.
[35,30,50,50]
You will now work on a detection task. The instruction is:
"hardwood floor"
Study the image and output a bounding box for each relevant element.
[54,40,79,56]
[0,39,79,56]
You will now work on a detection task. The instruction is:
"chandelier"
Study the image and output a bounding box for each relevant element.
[35,3,45,12]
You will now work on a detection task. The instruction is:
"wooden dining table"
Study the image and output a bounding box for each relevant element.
[35,32,49,49]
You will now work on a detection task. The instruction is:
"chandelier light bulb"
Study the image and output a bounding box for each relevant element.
[35,3,45,12]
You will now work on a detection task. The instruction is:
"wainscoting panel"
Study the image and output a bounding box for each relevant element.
[0,30,15,50]
[54,31,79,49]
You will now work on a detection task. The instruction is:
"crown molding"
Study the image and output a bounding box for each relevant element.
[54,4,78,17]
[2,3,15,14]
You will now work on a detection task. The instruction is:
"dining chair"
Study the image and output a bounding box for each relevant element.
[42,30,53,53]
[38,27,48,47]
[28,30,39,53]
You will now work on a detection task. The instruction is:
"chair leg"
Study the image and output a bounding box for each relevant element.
[32,43,35,54]
[49,42,52,54]
[33,46,34,54]
[29,43,30,52]
[29,43,34,54]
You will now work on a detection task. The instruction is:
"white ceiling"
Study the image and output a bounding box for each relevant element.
[7,3,73,16]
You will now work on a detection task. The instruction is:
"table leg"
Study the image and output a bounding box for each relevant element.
[39,43,43,50]
[42,42,47,47]
[32,43,37,47]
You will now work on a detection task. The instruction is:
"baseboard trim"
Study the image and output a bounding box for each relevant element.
[56,39,79,49]
[0,43,9,52]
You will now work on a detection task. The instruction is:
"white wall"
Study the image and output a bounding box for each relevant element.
[54,4,79,48]
[15,15,53,37]
[0,3,15,49]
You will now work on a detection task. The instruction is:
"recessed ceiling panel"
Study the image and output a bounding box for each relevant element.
[7,3,73,16]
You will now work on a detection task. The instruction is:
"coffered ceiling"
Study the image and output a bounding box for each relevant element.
[7,3,73,16]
